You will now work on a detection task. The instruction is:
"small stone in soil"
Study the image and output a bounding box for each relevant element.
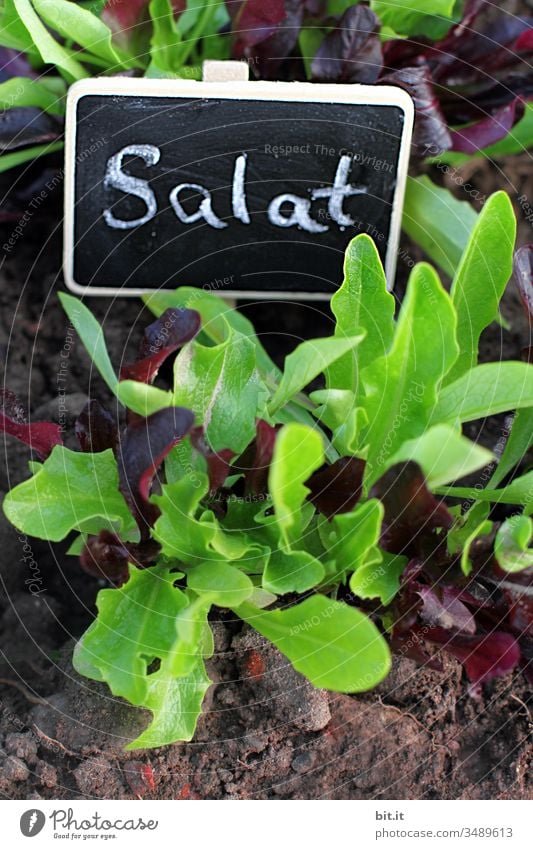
[36,761,57,788]
[5,732,39,764]
[291,752,315,774]
[3,755,30,782]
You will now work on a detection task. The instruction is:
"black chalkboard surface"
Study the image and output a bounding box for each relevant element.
[64,78,413,298]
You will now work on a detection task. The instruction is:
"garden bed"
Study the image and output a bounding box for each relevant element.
[0,148,531,800]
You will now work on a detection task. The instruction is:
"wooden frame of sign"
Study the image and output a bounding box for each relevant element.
[63,77,414,299]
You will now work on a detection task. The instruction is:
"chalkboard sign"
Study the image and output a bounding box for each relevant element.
[64,78,413,299]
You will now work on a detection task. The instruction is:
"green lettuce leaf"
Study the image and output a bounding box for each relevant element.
[432,362,533,424]
[361,262,458,483]
[446,191,516,384]
[328,234,395,396]
[494,516,533,573]
[268,423,324,550]
[3,446,131,541]
[236,595,391,692]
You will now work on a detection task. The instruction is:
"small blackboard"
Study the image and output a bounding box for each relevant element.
[64,78,413,299]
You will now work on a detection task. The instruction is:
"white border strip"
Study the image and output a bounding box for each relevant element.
[6,799,531,847]
[63,78,414,299]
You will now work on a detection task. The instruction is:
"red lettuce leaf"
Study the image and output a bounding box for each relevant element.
[381,3,532,150]
[389,561,443,669]
[247,0,304,79]
[432,11,532,86]
[450,97,529,154]
[191,427,235,493]
[491,563,533,638]
[515,29,533,52]
[371,461,453,555]
[0,168,61,223]
[513,244,533,325]
[0,47,36,81]
[120,307,201,384]
[379,64,452,156]
[311,6,382,84]
[390,630,444,671]
[102,0,186,48]
[118,407,195,537]
[0,107,62,153]
[307,456,365,518]
[75,399,118,454]
[425,626,521,695]
[391,554,527,690]
[418,585,476,634]
[228,0,287,55]
[0,389,62,460]
[80,530,160,587]
[242,418,278,495]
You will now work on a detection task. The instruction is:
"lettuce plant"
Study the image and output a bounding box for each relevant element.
[3,190,532,749]
[1,0,531,175]
[2,2,530,278]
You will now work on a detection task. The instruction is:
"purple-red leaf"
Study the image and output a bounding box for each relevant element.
[450,97,528,154]
[248,0,304,79]
[118,407,195,536]
[80,530,160,587]
[418,585,476,634]
[102,0,149,32]
[492,563,533,638]
[379,64,452,156]
[228,0,287,55]
[191,427,235,493]
[75,399,118,454]
[380,3,532,152]
[307,456,365,518]
[102,0,185,48]
[0,107,62,153]
[0,389,62,460]
[390,629,444,671]
[243,418,278,495]
[80,530,131,586]
[371,462,453,555]
[120,308,201,384]
[513,244,533,325]
[515,29,533,52]
[311,6,382,84]
[426,627,521,695]
[0,48,36,82]
[0,168,61,223]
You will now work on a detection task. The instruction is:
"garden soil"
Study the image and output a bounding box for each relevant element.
[0,150,531,800]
